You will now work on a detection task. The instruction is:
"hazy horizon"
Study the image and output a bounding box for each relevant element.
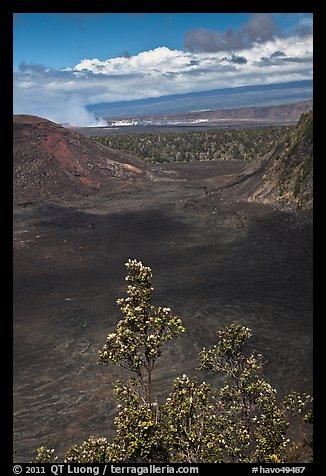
[86,80,313,120]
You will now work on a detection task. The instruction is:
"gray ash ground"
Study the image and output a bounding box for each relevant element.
[13,160,312,462]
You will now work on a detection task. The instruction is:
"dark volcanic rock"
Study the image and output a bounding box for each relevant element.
[13,124,313,460]
[13,115,150,204]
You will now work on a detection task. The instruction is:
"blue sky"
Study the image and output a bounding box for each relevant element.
[13,13,313,125]
[13,13,312,70]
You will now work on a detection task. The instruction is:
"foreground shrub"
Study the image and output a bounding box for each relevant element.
[34,260,312,463]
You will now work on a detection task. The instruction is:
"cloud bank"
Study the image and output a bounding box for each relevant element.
[14,16,312,125]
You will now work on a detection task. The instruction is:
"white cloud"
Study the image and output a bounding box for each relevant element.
[67,47,192,75]
[14,34,312,125]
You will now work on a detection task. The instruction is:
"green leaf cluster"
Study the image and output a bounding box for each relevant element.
[98,259,185,402]
[34,260,312,464]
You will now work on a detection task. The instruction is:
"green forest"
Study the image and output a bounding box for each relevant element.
[93,126,292,163]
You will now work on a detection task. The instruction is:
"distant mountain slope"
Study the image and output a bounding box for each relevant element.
[13,115,149,204]
[75,100,313,137]
[87,80,313,119]
[249,110,313,208]
[182,100,313,122]
[118,99,313,125]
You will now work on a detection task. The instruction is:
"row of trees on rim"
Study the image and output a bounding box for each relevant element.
[94,126,290,163]
[35,260,312,463]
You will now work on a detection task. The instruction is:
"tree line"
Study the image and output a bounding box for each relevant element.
[93,126,292,163]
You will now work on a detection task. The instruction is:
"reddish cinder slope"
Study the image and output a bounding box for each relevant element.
[13,115,149,204]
